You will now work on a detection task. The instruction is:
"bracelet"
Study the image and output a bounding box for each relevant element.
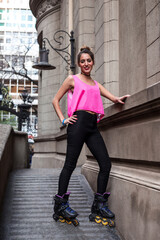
[62,119,66,126]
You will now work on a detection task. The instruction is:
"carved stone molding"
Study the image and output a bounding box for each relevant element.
[30,0,61,27]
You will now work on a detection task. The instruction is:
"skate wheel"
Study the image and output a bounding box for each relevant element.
[66,220,72,224]
[108,219,115,227]
[72,218,79,227]
[59,216,65,223]
[102,218,109,226]
[53,213,59,222]
[89,214,95,222]
[95,216,102,224]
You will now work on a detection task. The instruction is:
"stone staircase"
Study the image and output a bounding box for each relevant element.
[0,168,122,240]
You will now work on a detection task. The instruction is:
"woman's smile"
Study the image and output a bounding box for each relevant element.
[79,53,94,75]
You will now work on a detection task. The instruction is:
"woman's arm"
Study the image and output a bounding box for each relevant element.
[98,82,130,104]
[52,75,77,125]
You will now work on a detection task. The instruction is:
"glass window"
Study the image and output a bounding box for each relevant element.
[0,46,4,50]
[13,31,18,36]
[28,15,32,21]
[21,15,26,21]
[6,31,11,35]
[21,24,26,28]
[0,23,4,26]
[28,38,32,44]
[0,38,3,43]
[5,55,11,61]
[6,23,12,27]
[28,24,33,28]
[20,32,26,36]
[0,31,4,35]
[6,38,11,43]
[27,32,32,37]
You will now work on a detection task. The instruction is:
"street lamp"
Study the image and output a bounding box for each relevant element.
[18,89,33,131]
[0,84,3,102]
[32,30,75,73]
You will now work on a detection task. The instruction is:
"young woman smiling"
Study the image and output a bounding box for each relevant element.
[52,46,130,226]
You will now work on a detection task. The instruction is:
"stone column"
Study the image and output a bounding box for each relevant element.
[95,0,119,108]
[146,0,160,86]
[30,0,61,136]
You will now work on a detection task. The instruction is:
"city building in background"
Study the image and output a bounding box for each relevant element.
[0,0,38,136]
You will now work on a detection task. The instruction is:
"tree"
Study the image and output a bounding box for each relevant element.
[0,41,38,85]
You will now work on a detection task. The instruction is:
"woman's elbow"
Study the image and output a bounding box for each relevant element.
[52,96,59,107]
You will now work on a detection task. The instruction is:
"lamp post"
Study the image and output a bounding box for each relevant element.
[18,89,33,131]
[32,30,75,73]
[0,84,3,102]
[0,84,33,132]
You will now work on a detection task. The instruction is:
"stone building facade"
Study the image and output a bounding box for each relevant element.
[29,1,160,239]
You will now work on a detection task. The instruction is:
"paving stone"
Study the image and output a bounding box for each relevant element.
[0,168,122,240]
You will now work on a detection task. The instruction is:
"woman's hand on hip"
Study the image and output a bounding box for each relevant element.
[63,115,77,125]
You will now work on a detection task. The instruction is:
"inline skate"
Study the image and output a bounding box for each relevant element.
[53,192,79,226]
[89,192,115,227]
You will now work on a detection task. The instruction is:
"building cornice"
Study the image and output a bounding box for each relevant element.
[29,0,61,28]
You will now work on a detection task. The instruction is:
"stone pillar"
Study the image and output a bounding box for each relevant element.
[30,0,61,136]
[73,0,95,74]
[146,0,160,86]
[95,0,119,108]
[119,0,147,95]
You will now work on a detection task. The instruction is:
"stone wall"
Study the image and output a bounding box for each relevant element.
[0,124,29,207]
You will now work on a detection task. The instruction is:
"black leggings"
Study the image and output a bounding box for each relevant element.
[58,111,111,196]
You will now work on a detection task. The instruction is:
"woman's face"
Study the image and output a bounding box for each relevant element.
[79,53,94,75]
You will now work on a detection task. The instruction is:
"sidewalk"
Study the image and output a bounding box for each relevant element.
[0,168,122,240]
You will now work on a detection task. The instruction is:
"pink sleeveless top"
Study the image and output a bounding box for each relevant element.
[67,75,104,122]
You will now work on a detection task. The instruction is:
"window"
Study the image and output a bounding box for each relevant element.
[0,23,4,26]
[27,32,32,37]
[6,23,12,27]
[28,24,33,28]
[0,31,4,35]
[21,24,26,28]
[21,15,26,21]
[0,38,4,43]
[20,32,26,36]
[6,38,11,43]
[28,15,32,21]
[13,31,18,36]
[6,31,11,35]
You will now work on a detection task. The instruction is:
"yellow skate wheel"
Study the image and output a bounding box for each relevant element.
[72,219,79,227]
[102,218,109,226]
[108,219,115,227]
[66,219,72,224]
[95,216,102,224]
[59,216,65,223]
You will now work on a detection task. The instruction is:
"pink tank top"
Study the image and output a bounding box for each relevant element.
[67,75,104,122]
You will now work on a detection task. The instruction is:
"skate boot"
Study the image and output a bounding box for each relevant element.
[89,192,115,227]
[53,192,79,226]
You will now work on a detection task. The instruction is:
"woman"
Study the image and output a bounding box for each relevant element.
[52,46,129,226]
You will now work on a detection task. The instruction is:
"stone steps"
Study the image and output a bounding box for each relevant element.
[0,168,122,240]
